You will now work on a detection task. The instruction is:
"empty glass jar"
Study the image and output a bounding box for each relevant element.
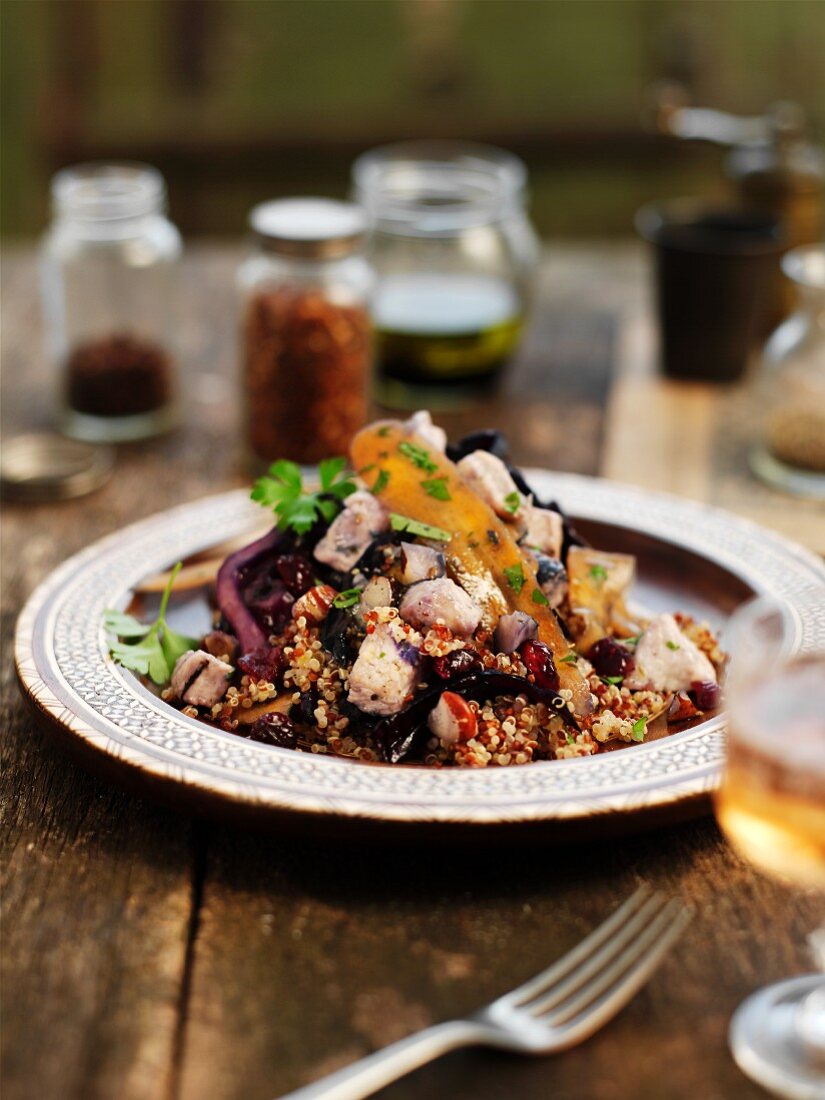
[41,163,181,442]
[352,141,539,408]
[749,245,825,499]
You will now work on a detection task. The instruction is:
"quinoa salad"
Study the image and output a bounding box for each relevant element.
[106,412,725,767]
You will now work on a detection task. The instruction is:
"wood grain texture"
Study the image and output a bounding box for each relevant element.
[0,517,196,1100]
[601,296,825,554]
[177,822,821,1100]
[2,244,821,1100]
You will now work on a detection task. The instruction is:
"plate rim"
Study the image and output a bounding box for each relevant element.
[15,472,825,827]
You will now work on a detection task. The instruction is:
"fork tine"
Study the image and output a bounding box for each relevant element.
[545,902,693,1048]
[522,891,669,1016]
[537,898,689,1024]
[503,886,654,1009]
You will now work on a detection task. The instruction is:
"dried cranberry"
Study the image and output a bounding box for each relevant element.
[238,646,287,684]
[690,680,720,711]
[588,637,635,679]
[247,712,297,749]
[518,640,560,691]
[276,554,315,597]
[432,649,484,680]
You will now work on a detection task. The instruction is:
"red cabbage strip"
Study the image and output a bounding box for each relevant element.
[216,527,286,654]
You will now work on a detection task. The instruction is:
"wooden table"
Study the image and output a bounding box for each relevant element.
[2,244,822,1100]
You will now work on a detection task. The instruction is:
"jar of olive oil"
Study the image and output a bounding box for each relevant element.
[353,142,539,408]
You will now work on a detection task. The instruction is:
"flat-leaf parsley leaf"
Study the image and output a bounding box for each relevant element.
[102,609,150,639]
[503,563,525,594]
[332,588,361,610]
[398,441,438,474]
[420,476,451,501]
[371,469,390,494]
[504,490,521,515]
[105,563,198,686]
[389,513,451,542]
[251,456,356,535]
[631,717,647,741]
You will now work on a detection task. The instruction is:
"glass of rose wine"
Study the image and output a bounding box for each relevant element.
[715,594,825,1099]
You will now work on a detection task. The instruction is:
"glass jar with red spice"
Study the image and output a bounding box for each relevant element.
[41,163,181,442]
[237,198,374,466]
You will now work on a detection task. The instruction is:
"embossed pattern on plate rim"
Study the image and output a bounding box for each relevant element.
[15,472,825,825]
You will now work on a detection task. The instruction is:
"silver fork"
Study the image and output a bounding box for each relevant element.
[277,887,692,1100]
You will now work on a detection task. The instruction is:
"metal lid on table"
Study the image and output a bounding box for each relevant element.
[0,434,114,502]
[249,198,367,259]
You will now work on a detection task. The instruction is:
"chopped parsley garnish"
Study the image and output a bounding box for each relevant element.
[371,469,390,494]
[389,513,451,542]
[531,587,550,606]
[420,476,451,501]
[503,490,521,515]
[104,563,198,686]
[377,425,391,438]
[398,441,438,474]
[560,653,579,664]
[503,563,525,594]
[566,733,576,745]
[602,675,624,685]
[589,564,609,584]
[631,717,647,741]
[332,588,361,609]
[623,634,641,645]
[666,640,680,651]
[251,456,356,535]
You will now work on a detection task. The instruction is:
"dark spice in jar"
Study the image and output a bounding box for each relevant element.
[244,287,371,464]
[66,333,172,417]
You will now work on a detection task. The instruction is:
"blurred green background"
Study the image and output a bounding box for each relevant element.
[2,0,824,239]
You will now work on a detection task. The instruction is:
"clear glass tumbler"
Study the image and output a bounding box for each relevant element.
[715,594,825,1099]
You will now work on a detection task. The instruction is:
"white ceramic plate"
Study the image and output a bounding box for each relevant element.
[15,474,825,833]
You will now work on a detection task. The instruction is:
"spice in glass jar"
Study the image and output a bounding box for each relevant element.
[65,332,173,418]
[238,199,373,465]
[41,163,181,442]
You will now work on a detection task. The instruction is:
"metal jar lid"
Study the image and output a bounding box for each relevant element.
[0,434,115,502]
[249,198,367,259]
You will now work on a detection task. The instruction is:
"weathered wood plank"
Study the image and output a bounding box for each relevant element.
[3,244,821,1100]
[0,250,217,1100]
[0,534,196,1100]
[601,299,825,553]
[176,821,821,1100]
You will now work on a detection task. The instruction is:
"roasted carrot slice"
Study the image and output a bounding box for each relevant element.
[351,420,593,717]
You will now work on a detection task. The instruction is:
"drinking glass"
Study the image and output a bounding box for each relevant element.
[715,595,825,1099]
[635,200,784,382]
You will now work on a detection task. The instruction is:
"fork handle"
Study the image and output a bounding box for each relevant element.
[275,1019,485,1100]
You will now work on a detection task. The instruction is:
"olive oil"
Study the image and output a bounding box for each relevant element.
[373,273,523,408]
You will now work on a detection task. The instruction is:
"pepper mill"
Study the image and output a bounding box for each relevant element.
[648,85,825,326]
